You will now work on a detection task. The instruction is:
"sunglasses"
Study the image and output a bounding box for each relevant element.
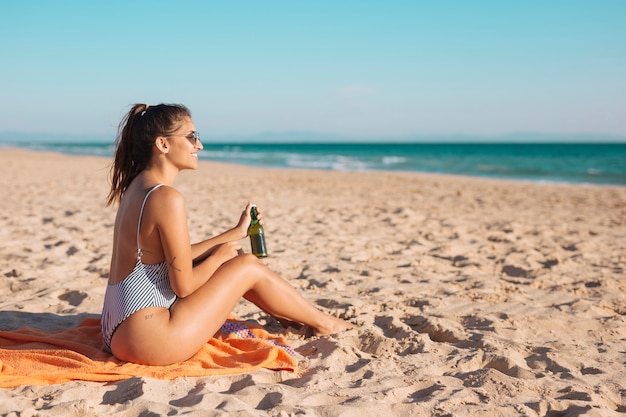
[169,131,200,145]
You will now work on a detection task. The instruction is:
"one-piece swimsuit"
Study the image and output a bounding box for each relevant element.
[101,184,177,350]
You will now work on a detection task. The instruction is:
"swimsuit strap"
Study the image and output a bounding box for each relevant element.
[136,184,165,260]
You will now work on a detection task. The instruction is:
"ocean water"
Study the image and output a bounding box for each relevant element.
[3,141,626,186]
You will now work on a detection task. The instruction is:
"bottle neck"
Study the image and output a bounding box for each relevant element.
[250,206,259,224]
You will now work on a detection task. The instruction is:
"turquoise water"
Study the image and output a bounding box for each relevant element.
[204,143,626,185]
[3,141,625,186]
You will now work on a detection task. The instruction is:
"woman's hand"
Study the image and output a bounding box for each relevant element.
[211,241,242,265]
[192,202,266,261]
[235,201,264,238]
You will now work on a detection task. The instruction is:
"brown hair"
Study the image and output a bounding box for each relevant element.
[107,103,191,206]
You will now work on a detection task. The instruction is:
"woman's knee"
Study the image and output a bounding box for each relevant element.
[224,253,276,287]
[228,253,265,271]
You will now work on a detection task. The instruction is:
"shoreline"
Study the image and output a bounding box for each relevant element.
[2,144,625,188]
[1,149,625,415]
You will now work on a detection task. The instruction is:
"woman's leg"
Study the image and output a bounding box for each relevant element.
[164,254,351,361]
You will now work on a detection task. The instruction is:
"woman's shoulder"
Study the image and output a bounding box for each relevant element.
[152,184,182,197]
[147,185,186,212]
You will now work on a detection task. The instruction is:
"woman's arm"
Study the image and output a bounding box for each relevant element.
[190,227,245,260]
[190,201,260,260]
[158,197,262,298]
[152,188,232,297]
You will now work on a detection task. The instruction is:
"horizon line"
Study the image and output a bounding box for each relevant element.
[1,130,626,143]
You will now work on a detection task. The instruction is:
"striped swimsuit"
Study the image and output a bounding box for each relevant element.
[101,184,177,350]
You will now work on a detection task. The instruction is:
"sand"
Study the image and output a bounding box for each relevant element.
[0,148,625,416]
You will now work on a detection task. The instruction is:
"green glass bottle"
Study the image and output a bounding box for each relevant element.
[248,204,268,258]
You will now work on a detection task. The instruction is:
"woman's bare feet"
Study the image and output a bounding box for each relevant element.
[313,314,353,336]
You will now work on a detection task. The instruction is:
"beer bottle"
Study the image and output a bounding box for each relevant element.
[248,204,268,258]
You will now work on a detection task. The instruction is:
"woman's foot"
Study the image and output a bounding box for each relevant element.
[313,314,353,336]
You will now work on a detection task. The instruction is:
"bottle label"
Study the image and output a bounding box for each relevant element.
[250,234,268,257]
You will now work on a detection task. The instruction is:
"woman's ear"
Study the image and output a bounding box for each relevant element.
[154,136,170,154]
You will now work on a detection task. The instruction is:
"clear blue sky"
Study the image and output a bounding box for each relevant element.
[1,1,625,139]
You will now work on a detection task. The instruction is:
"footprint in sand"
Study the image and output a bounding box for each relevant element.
[501,264,530,278]
[481,354,535,379]
[525,347,571,376]
[354,329,397,356]
[169,382,206,407]
[57,290,88,307]
[403,315,467,344]
[101,377,144,405]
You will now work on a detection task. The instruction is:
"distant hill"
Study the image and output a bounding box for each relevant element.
[1,130,624,144]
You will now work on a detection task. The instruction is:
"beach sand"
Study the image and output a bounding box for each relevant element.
[1,149,625,416]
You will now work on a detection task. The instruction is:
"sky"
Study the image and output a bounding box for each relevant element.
[1,1,625,140]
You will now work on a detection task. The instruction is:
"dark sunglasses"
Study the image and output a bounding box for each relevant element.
[169,131,200,145]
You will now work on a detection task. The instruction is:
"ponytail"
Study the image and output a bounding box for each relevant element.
[107,103,191,206]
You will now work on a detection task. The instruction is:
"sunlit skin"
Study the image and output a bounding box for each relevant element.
[108,116,351,365]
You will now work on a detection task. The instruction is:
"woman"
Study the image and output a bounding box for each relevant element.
[102,103,351,365]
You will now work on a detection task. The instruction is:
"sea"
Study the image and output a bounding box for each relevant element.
[2,140,626,186]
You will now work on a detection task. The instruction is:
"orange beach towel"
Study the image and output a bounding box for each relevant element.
[0,318,298,388]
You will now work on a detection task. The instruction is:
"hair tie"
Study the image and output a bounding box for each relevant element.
[140,104,150,116]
